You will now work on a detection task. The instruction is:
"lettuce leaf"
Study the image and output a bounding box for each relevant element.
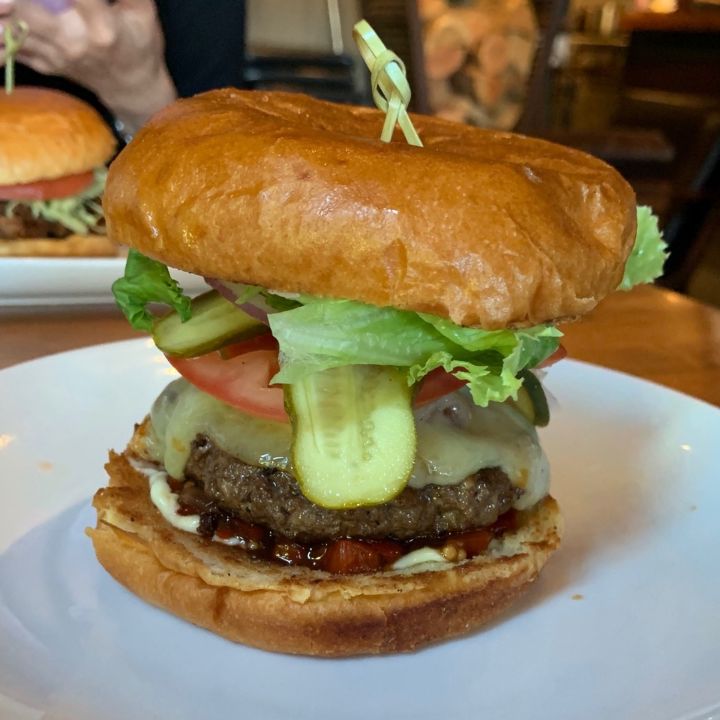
[114,265,562,407]
[3,167,107,235]
[112,249,192,331]
[269,298,561,406]
[261,291,302,312]
[407,323,562,405]
[221,281,306,311]
[269,300,458,381]
[619,206,668,290]
[419,315,561,368]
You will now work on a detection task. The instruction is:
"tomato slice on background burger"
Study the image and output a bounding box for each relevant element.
[0,170,95,201]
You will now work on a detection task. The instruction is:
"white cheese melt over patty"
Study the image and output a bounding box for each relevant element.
[144,378,549,511]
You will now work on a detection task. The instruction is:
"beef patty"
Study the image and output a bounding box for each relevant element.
[0,202,73,239]
[182,435,521,542]
[0,202,106,239]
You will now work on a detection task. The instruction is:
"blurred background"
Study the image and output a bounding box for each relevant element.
[243,0,720,309]
[4,0,719,307]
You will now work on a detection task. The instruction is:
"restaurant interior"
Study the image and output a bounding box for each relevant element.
[245,0,720,308]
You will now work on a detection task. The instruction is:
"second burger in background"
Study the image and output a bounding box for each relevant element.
[0,87,116,257]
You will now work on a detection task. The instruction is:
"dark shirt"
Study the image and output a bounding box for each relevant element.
[15,0,247,140]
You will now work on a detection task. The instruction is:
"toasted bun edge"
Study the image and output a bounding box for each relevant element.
[88,449,563,656]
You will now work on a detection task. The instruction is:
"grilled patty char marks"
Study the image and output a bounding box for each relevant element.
[183,435,522,542]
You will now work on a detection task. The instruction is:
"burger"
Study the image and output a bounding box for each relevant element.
[0,87,116,256]
[89,89,666,656]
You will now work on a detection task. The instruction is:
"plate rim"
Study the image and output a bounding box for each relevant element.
[0,338,718,720]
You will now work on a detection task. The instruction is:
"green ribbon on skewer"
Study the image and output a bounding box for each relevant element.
[353,19,423,147]
[4,20,29,94]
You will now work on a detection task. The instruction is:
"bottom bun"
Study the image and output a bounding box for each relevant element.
[88,449,563,657]
[0,234,118,257]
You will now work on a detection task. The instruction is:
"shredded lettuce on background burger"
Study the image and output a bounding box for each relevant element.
[2,167,107,235]
[113,206,667,406]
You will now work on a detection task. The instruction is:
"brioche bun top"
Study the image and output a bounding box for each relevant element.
[0,87,116,185]
[104,89,636,328]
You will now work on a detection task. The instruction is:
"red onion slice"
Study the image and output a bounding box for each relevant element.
[204,276,237,302]
[237,301,270,324]
[204,277,270,324]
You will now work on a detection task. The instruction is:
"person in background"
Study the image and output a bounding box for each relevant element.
[0,0,246,142]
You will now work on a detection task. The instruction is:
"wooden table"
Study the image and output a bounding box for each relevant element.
[1,284,719,407]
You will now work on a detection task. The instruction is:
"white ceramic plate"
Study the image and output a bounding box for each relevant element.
[0,340,719,720]
[0,258,207,306]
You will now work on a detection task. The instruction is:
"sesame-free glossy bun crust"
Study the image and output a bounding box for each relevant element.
[104,89,636,328]
[88,450,563,657]
[0,87,116,185]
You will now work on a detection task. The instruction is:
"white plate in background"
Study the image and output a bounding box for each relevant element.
[0,341,718,720]
[0,257,207,306]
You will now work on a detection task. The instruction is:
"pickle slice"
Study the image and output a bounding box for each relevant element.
[153,290,264,357]
[514,370,550,427]
[287,365,416,509]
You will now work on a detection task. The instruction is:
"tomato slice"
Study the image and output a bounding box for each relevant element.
[537,344,567,369]
[414,367,466,406]
[0,171,96,201]
[166,335,288,423]
[167,338,568,424]
[219,332,278,359]
[168,335,476,423]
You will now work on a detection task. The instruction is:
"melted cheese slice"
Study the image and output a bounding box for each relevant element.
[146,379,549,510]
